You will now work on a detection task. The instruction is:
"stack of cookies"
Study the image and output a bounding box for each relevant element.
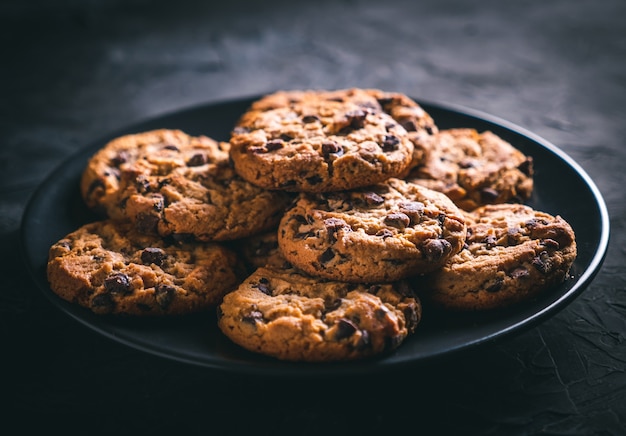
[47,88,577,362]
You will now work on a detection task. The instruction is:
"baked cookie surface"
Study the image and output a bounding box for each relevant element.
[217,265,421,362]
[81,129,226,214]
[229,88,424,192]
[414,203,577,311]
[89,129,293,241]
[278,178,467,283]
[405,128,534,211]
[47,220,244,315]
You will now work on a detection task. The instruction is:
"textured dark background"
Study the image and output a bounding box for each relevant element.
[2,0,625,434]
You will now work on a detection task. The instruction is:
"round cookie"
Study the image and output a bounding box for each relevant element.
[405,128,534,211]
[217,265,422,362]
[413,203,577,311]
[249,88,438,135]
[228,88,418,192]
[95,130,293,241]
[81,129,226,214]
[47,220,245,315]
[278,178,467,283]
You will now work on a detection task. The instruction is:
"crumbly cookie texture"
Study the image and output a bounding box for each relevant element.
[217,265,422,362]
[362,88,438,136]
[47,220,245,315]
[413,203,577,311]
[278,178,467,283]
[95,130,293,241]
[81,129,227,215]
[228,88,430,192]
[405,128,534,211]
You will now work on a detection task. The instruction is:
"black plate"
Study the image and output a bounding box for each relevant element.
[20,96,610,376]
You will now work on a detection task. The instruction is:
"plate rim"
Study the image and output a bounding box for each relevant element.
[19,95,611,376]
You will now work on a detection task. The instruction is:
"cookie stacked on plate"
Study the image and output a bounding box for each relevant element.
[47,88,577,362]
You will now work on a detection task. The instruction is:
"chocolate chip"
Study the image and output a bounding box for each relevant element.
[242,310,264,325]
[364,192,384,206]
[532,251,552,274]
[111,151,129,167]
[324,217,349,243]
[136,212,160,233]
[458,159,474,169]
[163,144,179,151]
[302,115,320,123]
[422,239,452,262]
[319,248,335,263]
[376,97,393,107]
[279,133,293,142]
[335,318,358,340]
[382,135,400,152]
[484,235,497,249]
[398,201,424,223]
[374,306,390,320]
[345,109,367,130]
[322,141,343,157]
[507,227,522,245]
[510,267,529,279]
[324,298,343,312]
[400,119,417,132]
[187,153,207,167]
[486,278,503,293]
[155,284,175,309]
[104,272,131,295]
[135,175,151,193]
[57,240,72,251]
[384,212,411,229]
[525,218,549,229]
[518,157,534,176]
[404,306,419,330]
[253,278,272,295]
[141,247,166,266]
[266,139,284,151]
[150,194,164,212]
[542,238,561,250]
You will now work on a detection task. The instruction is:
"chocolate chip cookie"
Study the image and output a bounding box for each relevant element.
[413,203,577,311]
[89,129,293,241]
[217,265,422,362]
[81,129,226,215]
[228,88,425,192]
[47,220,245,315]
[405,128,534,211]
[278,178,467,283]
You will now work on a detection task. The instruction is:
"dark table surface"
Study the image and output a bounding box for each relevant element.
[3,0,625,434]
